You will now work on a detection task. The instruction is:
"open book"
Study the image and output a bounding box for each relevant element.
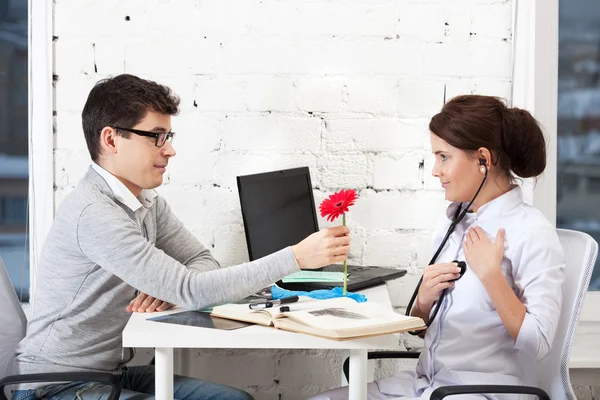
[211,297,426,340]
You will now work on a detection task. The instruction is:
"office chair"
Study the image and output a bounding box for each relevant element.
[342,228,598,400]
[0,256,122,400]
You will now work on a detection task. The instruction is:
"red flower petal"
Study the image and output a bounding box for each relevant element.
[319,189,358,222]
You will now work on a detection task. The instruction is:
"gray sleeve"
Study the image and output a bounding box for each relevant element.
[154,196,221,273]
[76,200,300,310]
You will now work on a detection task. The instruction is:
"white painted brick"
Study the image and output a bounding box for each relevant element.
[52,0,515,396]
[214,153,318,189]
[54,149,93,189]
[156,76,198,113]
[140,1,201,38]
[423,42,472,77]
[375,358,418,381]
[317,154,370,190]
[54,73,101,114]
[195,78,246,112]
[125,40,220,76]
[93,40,126,76]
[223,117,321,151]
[416,229,436,268]
[373,153,424,190]
[54,39,95,76]
[212,227,250,266]
[386,272,422,307]
[172,112,222,149]
[320,41,425,76]
[471,4,512,39]
[55,112,87,151]
[221,40,424,75]
[473,80,512,101]
[187,349,277,393]
[167,151,219,187]
[470,40,512,77]
[398,81,445,117]
[423,152,441,190]
[295,78,345,113]
[446,5,475,42]
[445,80,512,103]
[345,79,399,115]
[352,190,447,230]
[246,3,396,37]
[365,232,413,268]
[278,350,342,398]
[325,119,426,152]
[245,78,295,112]
[194,1,252,37]
[396,4,446,42]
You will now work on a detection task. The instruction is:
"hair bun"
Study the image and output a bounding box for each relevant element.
[501,107,546,178]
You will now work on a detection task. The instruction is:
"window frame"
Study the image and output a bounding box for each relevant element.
[513,0,600,322]
[28,0,53,307]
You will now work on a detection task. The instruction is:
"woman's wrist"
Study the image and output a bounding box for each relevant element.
[479,266,503,288]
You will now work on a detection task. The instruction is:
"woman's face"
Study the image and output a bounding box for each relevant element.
[430,133,485,203]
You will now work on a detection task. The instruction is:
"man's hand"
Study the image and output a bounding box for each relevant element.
[291,226,351,270]
[126,292,174,313]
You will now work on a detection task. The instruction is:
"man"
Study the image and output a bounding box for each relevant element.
[13,74,351,400]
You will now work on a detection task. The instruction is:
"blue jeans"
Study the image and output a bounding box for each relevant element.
[11,365,253,400]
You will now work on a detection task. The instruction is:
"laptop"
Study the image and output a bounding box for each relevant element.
[236,167,406,291]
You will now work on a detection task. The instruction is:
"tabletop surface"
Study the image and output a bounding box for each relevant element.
[123,284,402,350]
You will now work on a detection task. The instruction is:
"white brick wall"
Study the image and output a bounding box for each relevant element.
[53,0,514,398]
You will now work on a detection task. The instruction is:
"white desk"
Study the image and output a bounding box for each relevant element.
[123,285,400,400]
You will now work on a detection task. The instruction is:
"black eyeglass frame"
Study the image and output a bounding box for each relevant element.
[112,126,176,147]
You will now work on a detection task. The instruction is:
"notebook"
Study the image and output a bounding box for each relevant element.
[236,167,406,291]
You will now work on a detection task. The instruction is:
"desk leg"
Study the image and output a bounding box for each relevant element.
[155,347,174,400]
[348,349,367,400]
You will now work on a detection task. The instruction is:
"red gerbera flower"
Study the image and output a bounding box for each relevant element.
[319,189,358,222]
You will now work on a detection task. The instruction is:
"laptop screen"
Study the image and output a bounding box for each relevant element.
[237,167,319,261]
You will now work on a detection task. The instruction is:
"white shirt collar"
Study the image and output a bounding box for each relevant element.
[445,185,523,223]
[91,162,157,212]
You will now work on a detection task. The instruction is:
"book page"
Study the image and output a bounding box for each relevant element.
[279,302,419,331]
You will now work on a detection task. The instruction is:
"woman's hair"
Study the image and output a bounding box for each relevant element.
[429,95,546,179]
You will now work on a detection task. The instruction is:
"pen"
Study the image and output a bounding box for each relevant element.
[249,295,299,310]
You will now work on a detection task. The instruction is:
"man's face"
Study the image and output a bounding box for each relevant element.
[112,111,176,194]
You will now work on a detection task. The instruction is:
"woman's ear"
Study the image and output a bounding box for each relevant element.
[477,147,492,168]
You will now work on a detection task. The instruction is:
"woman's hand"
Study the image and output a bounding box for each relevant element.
[463,226,505,282]
[416,263,462,313]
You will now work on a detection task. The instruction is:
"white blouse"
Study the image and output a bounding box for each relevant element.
[377,186,566,399]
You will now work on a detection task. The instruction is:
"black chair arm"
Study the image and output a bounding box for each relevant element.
[343,351,421,382]
[0,371,122,400]
[430,385,550,400]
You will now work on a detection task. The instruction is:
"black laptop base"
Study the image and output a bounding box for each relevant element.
[277,265,407,292]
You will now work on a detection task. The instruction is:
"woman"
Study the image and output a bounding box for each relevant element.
[310,95,565,400]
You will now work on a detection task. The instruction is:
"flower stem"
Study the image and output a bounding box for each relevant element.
[343,213,347,296]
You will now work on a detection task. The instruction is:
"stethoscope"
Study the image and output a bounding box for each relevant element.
[405,159,488,334]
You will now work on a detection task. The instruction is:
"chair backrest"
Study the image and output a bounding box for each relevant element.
[538,229,598,400]
[0,255,27,380]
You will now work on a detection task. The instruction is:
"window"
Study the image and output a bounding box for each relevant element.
[557,0,600,291]
[0,0,29,302]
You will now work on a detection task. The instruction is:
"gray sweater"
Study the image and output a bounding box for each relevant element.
[15,167,299,376]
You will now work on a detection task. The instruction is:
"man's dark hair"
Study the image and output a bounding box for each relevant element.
[82,74,180,161]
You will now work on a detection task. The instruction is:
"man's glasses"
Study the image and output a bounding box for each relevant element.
[113,126,176,147]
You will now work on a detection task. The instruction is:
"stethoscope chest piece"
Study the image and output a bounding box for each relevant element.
[450,260,467,282]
